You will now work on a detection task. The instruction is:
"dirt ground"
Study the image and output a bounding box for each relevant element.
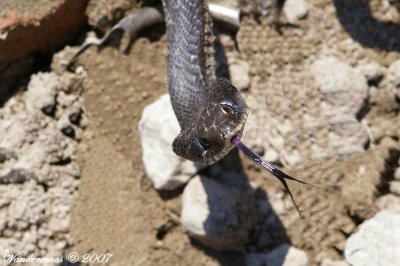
[1,0,400,265]
[67,0,400,265]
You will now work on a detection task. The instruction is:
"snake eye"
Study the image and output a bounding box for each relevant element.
[220,104,234,115]
[198,137,212,150]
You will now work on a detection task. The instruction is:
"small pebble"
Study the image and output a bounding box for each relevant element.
[389,181,400,196]
[283,0,309,24]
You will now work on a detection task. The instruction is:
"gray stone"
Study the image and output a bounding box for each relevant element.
[356,62,384,85]
[246,244,309,266]
[389,181,400,196]
[283,0,308,24]
[0,169,36,184]
[0,148,17,163]
[375,194,400,213]
[230,59,251,91]
[304,57,370,162]
[25,72,58,113]
[394,167,400,181]
[387,59,400,89]
[138,94,197,190]
[181,176,255,250]
[310,57,368,116]
[384,59,400,99]
[345,210,400,266]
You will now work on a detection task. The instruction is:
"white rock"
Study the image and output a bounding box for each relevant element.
[25,72,58,113]
[307,57,369,161]
[310,57,368,116]
[138,94,197,190]
[345,210,400,266]
[394,167,400,181]
[246,244,309,266]
[384,59,400,99]
[356,62,384,84]
[389,181,400,196]
[181,176,255,250]
[387,59,400,89]
[375,194,400,213]
[283,0,308,24]
[230,59,250,91]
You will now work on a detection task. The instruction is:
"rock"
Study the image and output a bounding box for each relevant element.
[356,62,384,85]
[283,0,308,24]
[303,57,370,162]
[345,210,400,266]
[389,181,400,196]
[25,72,58,113]
[181,176,255,250]
[394,167,400,181]
[266,244,309,266]
[0,169,35,184]
[138,94,197,190]
[310,57,368,116]
[386,59,400,99]
[375,194,400,213]
[0,54,84,260]
[387,59,400,89]
[0,148,17,163]
[68,108,84,126]
[229,59,251,91]
[246,244,309,266]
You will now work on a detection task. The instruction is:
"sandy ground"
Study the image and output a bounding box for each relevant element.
[1,0,400,265]
[67,0,400,264]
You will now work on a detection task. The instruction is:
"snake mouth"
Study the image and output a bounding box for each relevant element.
[230,135,239,144]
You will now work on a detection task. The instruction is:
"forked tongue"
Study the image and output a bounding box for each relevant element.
[231,136,313,218]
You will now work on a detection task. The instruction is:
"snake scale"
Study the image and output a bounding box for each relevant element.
[162,0,249,164]
[162,0,309,215]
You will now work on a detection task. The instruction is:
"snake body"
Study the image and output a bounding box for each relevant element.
[163,0,249,165]
[67,0,307,215]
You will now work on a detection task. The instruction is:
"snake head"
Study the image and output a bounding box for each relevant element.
[172,78,249,165]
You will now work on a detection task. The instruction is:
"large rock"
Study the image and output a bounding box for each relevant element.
[310,57,368,117]
[181,176,255,250]
[138,94,197,190]
[345,210,400,266]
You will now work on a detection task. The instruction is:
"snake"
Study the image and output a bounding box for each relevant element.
[68,0,311,216]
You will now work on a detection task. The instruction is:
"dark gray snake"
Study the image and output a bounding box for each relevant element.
[163,0,249,165]
[68,0,311,216]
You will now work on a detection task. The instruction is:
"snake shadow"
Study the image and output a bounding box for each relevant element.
[156,32,293,266]
[125,7,293,264]
[174,22,292,266]
[332,0,400,52]
[191,149,292,266]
